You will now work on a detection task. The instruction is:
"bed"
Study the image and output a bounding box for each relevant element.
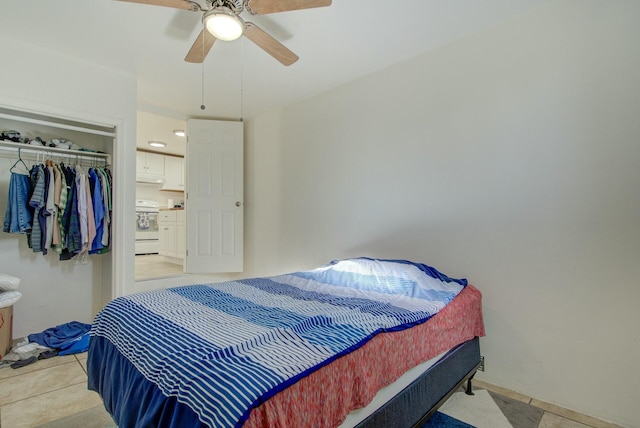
[87,257,485,428]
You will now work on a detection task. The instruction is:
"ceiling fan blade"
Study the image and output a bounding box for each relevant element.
[184,29,217,63]
[245,0,331,15]
[244,22,298,66]
[116,0,198,11]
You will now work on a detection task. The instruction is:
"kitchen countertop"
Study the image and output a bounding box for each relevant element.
[160,207,184,211]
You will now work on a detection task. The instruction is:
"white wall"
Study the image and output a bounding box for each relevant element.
[245,2,640,426]
[0,37,137,337]
[243,110,286,277]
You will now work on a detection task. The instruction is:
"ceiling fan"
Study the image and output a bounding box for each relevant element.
[117,0,332,66]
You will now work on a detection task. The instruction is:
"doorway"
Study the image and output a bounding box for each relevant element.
[133,111,187,282]
[134,180,186,281]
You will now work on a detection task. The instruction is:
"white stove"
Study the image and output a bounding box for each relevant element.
[135,199,160,255]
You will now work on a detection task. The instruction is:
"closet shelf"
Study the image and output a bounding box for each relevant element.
[0,140,110,164]
[0,109,116,138]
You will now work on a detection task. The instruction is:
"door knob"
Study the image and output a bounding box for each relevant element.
[235,202,242,207]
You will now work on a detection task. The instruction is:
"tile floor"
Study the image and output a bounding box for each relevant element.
[0,353,623,428]
[473,380,622,428]
[0,351,105,427]
[135,254,184,281]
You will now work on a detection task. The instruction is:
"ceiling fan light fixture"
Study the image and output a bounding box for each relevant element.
[204,8,245,41]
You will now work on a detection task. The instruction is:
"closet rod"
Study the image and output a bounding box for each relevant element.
[0,140,110,163]
[0,112,116,138]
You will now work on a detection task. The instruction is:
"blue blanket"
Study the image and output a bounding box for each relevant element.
[90,258,466,427]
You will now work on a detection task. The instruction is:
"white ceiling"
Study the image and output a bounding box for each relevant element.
[0,0,546,121]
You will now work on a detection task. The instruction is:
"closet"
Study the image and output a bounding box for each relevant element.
[0,106,116,338]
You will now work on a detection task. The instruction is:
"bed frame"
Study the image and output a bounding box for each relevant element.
[356,336,481,428]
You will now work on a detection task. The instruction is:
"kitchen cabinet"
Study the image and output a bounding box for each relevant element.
[162,155,185,191]
[158,218,175,258]
[136,151,165,182]
[158,209,185,262]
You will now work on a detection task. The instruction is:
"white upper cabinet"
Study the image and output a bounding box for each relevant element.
[136,151,165,183]
[162,155,185,191]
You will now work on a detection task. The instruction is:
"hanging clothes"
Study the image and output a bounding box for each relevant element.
[97,167,110,249]
[2,171,32,234]
[89,168,104,254]
[51,162,62,248]
[44,163,56,253]
[62,164,81,259]
[84,171,96,256]
[3,154,112,262]
[28,165,46,253]
[52,162,65,254]
[100,167,112,253]
[74,165,88,254]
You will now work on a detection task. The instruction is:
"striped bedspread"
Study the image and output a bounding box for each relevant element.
[90,258,467,428]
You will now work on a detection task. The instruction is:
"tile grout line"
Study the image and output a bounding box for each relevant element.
[487,384,607,428]
[0,359,79,381]
[479,380,616,428]
[1,378,89,408]
[74,354,88,375]
[0,360,88,407]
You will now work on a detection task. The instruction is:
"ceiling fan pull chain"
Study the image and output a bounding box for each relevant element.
[201,21,206,110]
[240,37,244,121]
[201,61,206,110]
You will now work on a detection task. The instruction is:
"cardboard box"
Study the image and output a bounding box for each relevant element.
[0,305,13,358]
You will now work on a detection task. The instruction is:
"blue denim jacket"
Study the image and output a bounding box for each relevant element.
[3,172,33,234]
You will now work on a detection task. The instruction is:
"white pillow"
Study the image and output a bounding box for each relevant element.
[0,291,21,308]
[0,274,20,291]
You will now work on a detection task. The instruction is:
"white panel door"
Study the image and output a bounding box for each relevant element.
[185,119,243,273]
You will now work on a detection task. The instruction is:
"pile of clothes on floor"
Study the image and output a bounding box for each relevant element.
[0,273,93,369]
[0,320,91,369]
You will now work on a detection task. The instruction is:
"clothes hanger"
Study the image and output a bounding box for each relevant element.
[10,147,30,174]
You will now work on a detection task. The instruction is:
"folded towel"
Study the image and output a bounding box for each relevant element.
[0,273,20,291]
[0,291,21,308]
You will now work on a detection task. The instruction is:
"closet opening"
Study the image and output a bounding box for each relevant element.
[0,105,117,338]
